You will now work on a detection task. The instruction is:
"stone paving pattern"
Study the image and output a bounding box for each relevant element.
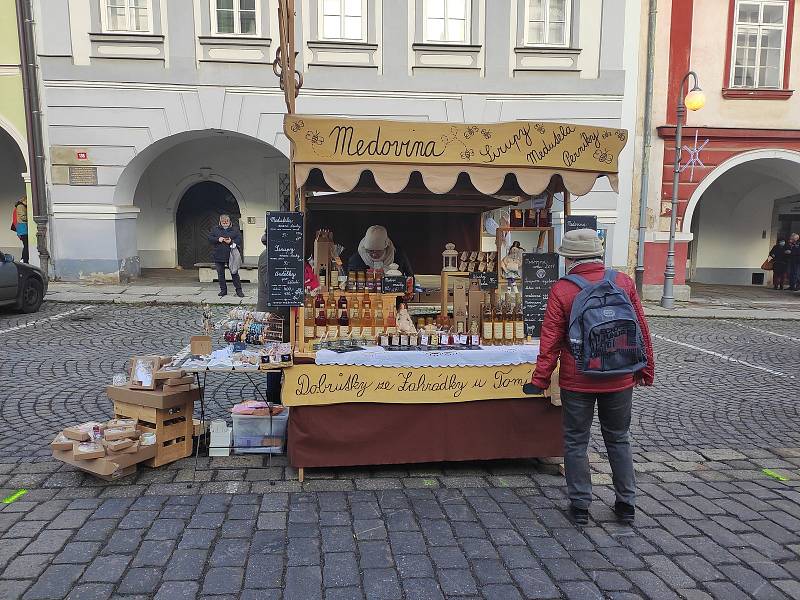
[0,304,799,599]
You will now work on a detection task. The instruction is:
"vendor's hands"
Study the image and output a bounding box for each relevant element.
[522,383,545,396]
[218,237,225,243]
[223,237,232,244]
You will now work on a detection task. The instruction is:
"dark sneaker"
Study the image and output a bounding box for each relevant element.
[614,501,635,524]
[236,290,245,298]
[218,291,227,297]
[568,505,589,525]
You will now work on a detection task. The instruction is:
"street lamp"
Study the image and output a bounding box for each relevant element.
[661,71,705,309]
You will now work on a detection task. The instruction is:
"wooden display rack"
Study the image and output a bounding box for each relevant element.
[112,398,193,468]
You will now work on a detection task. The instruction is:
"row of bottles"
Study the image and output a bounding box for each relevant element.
[304,289,397,340]
[481,292,525,345]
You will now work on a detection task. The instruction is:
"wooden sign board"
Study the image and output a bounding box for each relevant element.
[265,211,305,307]
[521,253,559,338]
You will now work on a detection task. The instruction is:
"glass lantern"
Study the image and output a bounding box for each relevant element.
[442,243,459,272]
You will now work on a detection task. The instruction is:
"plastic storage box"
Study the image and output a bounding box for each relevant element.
[232,410,289,454]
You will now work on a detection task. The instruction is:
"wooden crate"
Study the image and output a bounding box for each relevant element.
[113,398,193,468]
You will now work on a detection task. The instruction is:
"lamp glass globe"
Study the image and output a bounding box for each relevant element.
[685,89,706,111]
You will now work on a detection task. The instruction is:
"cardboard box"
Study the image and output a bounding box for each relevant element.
[453,280,468,332]
[108,440,139,455]
[51,433,74,451]
[103,438,134,452]
[104,427,139,441]
[190,336,212,356]
[164,375,194,387]
[53,443,156,478]
[106,385,199,410]
[63,422,104,442]
[154,369,184,381]
[106,418,137,429]
[468,280,483,329]
[73,442,105,460]
[161,383,193,393]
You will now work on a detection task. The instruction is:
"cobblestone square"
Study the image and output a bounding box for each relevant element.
[1,303,800,599]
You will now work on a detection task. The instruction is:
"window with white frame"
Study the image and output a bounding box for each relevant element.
[424,0,469,43]
[212,0,258,36]
[320,0,365,41]
[525,0,570,47]
[103,0,152,33]
[730,0,788,88]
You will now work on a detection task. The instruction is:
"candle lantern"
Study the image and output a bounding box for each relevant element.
[442,243,459,272]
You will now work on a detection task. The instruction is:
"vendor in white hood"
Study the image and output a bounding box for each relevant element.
[347,225,414,276]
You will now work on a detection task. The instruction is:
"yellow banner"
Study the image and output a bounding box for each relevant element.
[281,363,541,406]
[285,115,627,173]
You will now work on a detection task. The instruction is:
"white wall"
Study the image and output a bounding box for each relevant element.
[133,135,288,268]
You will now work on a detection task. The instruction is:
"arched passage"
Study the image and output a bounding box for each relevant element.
[684,150,800,285]
[115,129,288,270]
[0,126,28,258]
[176,181,240,268]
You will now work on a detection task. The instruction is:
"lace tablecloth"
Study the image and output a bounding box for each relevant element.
[314,344,539,368]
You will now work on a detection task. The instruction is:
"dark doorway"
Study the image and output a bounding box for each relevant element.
[176,182,241,268]
[778,213,800,241]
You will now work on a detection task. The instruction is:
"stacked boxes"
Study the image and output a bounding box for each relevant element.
[106,384,199,468]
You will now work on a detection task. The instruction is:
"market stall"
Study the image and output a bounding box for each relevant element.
[277,115,628,481]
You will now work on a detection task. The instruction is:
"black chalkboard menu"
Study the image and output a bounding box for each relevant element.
[564,215,598,233]
[469,271,498,290]
[382,275,408,294]
[265,211,305,307]
[521,253,559,337]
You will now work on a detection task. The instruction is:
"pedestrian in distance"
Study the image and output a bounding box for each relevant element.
[208,214,244,298]
[788,233,800,291]
[768,238,790,290]
[522,228,654,526]
[10,196,29,264]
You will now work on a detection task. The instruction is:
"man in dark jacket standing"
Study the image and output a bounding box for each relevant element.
[208,214,244,297]
[523,229,654,525]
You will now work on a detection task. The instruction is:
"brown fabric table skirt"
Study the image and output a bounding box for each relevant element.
[287,398,563,469]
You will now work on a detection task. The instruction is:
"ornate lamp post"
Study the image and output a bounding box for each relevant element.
[661,71,705,309]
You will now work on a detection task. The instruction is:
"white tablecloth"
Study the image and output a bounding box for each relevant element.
[315,344,540,368]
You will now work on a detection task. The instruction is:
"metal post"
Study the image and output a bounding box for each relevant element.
[661,71,699,309]
[635,0,657,295]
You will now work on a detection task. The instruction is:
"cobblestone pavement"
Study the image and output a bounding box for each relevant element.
[1,303,800,599]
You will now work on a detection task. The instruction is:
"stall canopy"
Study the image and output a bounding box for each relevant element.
[285,115,628,198]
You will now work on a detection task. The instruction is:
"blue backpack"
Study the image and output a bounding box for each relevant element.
[562,270,648,376]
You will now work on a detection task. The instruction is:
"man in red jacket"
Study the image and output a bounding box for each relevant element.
[524,229,654,525]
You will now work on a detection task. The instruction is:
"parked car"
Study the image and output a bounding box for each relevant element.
[0,253,47,313]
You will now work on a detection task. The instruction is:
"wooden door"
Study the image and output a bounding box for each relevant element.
[176,182,241,268]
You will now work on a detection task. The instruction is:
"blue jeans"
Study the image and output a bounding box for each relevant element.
[790,261,800,290]
[561,388,635,509]
[215,262,242,294]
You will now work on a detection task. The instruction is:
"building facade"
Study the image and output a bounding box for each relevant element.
[0,3,32,262]
[35,0,641,282]
[641,0,800,298]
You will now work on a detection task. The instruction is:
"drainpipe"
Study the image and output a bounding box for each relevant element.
[635,0,657,295]
[15,0,50,277]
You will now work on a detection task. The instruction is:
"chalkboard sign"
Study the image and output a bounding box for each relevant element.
[521,253,559,338]
[382,275,408,294]
[564,215,598,233]
[265,211,304,307]
[469,271,498,290]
